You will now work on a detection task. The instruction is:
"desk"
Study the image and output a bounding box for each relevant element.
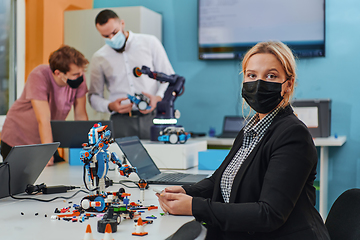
[0,164,212,240]
[198,136,347,220]
[141,139,207,170]
[201,136,234,149]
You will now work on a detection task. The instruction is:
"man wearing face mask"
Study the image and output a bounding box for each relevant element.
[88,9,174,139]
[0,45,89,166]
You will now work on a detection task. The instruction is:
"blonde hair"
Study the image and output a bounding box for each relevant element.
[242,41,296,106]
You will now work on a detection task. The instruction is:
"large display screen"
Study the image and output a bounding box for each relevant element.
[198,0,325,59]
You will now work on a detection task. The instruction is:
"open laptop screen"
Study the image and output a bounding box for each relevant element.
[115,136,161,180]
[223,117,246,132]
[51,120,114,148]
[0,142,59,198]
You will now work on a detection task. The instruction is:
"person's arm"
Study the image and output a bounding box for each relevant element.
[88,56,111,113]
[31,99,54,165]
[190,123,316,232]
[88,57,133,114]
[159,123,317,233]
[73,95,88,121]
[157,170,219,214]
[108,97,133,114]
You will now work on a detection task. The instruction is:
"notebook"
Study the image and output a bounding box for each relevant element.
[216,116,246,138]
[51,120,114,148]
[115,136,209,185]
[0,142,60,199]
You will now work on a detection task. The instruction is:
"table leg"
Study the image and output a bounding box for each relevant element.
[319,146,328,221]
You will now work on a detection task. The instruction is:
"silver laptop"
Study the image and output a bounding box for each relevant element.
[115,136,209,185]
[217,116,246,138]
[0,142,60,198]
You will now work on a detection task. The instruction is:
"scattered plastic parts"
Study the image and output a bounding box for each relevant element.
[60,207,71,213]
[146,215,157,219]
[134,219,153,224]
[132,218,148,236]
[57,210,81,218]
[147,206,158,211]
[82,224,95,240]
[137,179,148,203]
[102,223,114,240]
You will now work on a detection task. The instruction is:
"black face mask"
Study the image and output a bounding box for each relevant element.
[67,75,83,89]
[242,79,287,114]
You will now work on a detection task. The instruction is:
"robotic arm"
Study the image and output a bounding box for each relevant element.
[133,66,185,120]
[133,66,190,143]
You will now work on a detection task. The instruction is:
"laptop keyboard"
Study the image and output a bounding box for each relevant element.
[156,173,190,182]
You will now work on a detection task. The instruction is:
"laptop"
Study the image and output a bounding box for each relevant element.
[115,136,209,185]
[216,116,246,138]
[0,142,60,198]
[51,120,114,148]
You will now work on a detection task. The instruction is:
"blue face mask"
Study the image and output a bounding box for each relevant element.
[105,31,126,50]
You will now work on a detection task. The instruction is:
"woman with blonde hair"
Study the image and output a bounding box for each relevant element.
[157,41,330,240]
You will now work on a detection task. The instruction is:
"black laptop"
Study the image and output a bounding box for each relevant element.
[51,120,114,148]
[0,142,60,199]
[115,136,209,185]
[216,116,246,138]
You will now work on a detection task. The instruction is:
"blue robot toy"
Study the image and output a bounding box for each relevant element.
[127,93,151,111]
[80,122,137,194]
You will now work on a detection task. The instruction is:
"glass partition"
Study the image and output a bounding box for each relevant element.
[0,0,15,115]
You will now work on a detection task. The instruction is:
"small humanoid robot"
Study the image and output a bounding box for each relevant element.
[80,122,137,194]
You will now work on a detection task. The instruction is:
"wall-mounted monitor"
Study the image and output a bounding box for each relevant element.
[198,0,325,60]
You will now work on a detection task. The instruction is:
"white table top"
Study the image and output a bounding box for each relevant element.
[312,136,346,146]
[198,136,347,148]
[0,164,212,240]
[197,136,235,146]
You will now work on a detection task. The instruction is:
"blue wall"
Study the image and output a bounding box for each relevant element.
[93,0,360,214]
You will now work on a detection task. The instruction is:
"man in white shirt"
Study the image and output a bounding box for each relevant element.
[89,9,174,139]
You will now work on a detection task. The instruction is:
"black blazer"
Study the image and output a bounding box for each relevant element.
[183,106,330,240]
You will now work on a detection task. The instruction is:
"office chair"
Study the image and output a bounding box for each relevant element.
[165,220,207,240]
[325,188,360,240]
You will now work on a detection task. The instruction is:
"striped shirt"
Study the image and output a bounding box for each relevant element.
[220,105,283,203]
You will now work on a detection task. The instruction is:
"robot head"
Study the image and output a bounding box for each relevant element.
[88,122,108,145]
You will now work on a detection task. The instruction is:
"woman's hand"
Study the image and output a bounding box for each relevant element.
[163,186,186,194]
[156,192,193,216]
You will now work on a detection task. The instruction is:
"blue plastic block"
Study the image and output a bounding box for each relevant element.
[69,148,83,166]
[198,150,229,170]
